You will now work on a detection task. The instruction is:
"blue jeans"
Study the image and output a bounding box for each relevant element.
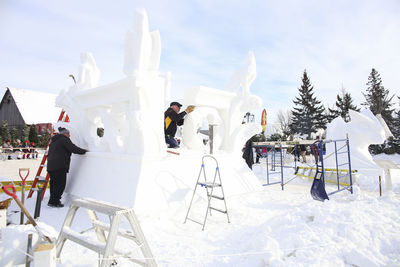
[165,135,179,148]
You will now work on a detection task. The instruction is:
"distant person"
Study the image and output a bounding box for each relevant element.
[13,139,23,159]
[242,131,266,169]
[22,140,30,159]
[164,102,195,148]
[300,144,307,163]
[293,144,300,161]
[30,141,38,159]
[2,139,13,160]
[47,127,87,208]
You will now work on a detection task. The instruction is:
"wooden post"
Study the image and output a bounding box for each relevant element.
[20,183,25,224]
[379,176,382,197]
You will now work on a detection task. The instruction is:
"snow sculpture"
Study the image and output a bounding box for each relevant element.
[225,51,256,96]
[124,8,161,75]
[183,52,262,153]
[55,9,262,212]
[325,109,386,169]
[56,8,166,156]
[76,52,101,90]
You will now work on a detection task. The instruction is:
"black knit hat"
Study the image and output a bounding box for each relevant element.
[58,127,70,134]
[170,101,182,107]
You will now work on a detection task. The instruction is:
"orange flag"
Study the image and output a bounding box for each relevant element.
[261,109,267,132]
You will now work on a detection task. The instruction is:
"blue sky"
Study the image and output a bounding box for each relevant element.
[1,0,399,122]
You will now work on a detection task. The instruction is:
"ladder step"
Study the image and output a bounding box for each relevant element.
[208,194,224,200]
[72,199,130,216]
[209,207,227,214]
[40,164,47,167]
[91,220,140,243]
[197,182,221,188]
[61,227,106,254]
[36,175,46,180]
[187,217,204,226]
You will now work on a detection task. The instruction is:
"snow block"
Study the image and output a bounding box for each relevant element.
[65,152,262,214]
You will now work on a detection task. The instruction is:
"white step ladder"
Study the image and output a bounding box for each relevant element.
[184,155,230,230]
[56,198,157,267]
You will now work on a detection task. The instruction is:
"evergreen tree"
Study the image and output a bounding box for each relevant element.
[362,68,394,126]
[388,97,400,154]
[23,125,30,141]
[28,124,39,144]
[328,87,360,122]
[0,121,10,142]
[363,69,395,154]
[289,70,326,138]
[38,131,51,148]
[10,127,19,142]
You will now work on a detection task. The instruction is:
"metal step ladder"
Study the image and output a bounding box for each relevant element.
[56,198,157,267]
[184,155,230,230]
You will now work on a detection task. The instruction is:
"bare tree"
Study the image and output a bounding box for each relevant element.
[276,109,292,138]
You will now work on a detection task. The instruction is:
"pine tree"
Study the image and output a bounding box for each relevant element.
[28,124,39,144]
[10,127,19,142]
[38,131,51,148]
[23,125,30,141]
[362,68,394,126]
[388,97,400,154]
[290,70,326,138]
[328,86,360,122]
[0,121,10,142]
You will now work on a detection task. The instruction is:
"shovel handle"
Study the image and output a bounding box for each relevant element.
[2,184,17,199]
[19,168,30,185]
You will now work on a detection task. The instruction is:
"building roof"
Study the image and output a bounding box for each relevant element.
[6,87,61,124]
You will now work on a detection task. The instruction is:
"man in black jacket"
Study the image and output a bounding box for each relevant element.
[164,102,195,148]
[47,127,87,207]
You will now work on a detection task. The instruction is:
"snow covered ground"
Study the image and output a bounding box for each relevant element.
[1,154,399,266]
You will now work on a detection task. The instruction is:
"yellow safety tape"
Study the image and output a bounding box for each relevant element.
[295,173,350,186]
[0,181,49,193]
[297,166,357,173]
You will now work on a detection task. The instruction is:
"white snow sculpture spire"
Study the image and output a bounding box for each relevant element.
[124,8,161,76]
[76,52,101,90]
[183,52,262,153]
[225,51,256,96]
[56,8,166,156]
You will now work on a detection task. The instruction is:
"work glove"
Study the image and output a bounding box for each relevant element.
[185,105,195,113]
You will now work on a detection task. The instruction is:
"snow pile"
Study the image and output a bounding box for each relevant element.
[0,223,57,267]
[2,173,399,266]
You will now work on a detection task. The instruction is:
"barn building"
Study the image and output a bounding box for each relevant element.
[0,87,61,137]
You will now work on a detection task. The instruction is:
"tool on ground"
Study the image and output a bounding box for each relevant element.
[184,155,230,230]
[34,179,47,219]
[166,150,180,155]
[19,168,30,224]
[28,110,69,200]
[310,141,329,201]
[2,184,52,243]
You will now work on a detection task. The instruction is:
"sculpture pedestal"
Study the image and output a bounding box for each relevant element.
[65,151,262,214]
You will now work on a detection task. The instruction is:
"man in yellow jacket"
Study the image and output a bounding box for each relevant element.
[164,102,195,148]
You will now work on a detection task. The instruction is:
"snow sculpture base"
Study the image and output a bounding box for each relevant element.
[65,152,262,214]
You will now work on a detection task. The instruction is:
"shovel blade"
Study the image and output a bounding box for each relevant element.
[310,177,329,201]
